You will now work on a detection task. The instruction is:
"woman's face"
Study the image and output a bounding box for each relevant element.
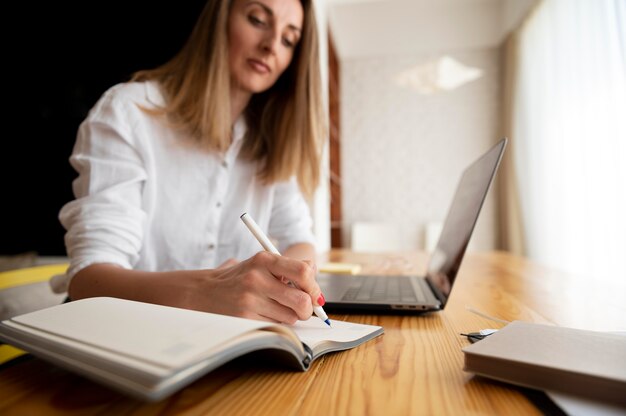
[228,0,303,97]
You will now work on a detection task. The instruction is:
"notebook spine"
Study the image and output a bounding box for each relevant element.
[301,343,313,369]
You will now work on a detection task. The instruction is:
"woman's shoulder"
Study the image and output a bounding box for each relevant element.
[98,81,163,109]
[86,81,164,122]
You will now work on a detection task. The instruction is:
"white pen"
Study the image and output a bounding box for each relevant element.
[240,212,331,327]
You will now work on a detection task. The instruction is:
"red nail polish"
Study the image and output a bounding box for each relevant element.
[317,293,326,306]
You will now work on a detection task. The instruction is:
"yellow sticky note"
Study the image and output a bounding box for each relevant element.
[319,262,362,275]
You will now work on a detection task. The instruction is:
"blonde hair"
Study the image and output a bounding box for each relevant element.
[133,0,325,197]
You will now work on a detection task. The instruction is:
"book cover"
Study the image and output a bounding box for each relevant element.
[462,321,626,407]
[0,297,383,401]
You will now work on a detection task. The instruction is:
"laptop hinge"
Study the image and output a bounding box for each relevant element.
[424,276,447,308]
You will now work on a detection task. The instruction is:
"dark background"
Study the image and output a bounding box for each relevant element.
[2,1,206,255]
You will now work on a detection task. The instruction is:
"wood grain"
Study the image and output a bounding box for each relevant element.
[1,251,624,415]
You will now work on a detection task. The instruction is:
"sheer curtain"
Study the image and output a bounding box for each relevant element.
[510,0,626,280]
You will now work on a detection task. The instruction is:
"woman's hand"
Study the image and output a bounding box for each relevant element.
[188,252,322,324]
[216,258,239,269]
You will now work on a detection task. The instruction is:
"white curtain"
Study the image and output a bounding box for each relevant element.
[512,0,626,280]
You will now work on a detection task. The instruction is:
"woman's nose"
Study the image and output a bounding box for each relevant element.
[260,30,280,54]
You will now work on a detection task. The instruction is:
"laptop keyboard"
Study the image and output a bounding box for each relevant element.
[341,276,427,303]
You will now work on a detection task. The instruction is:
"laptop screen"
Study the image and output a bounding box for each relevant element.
[426,138,507,306]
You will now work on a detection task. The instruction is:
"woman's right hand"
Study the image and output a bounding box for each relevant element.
[181,252,323,324]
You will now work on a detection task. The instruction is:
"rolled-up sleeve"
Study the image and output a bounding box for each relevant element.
[59,90,147,280]
[268,178,317,253]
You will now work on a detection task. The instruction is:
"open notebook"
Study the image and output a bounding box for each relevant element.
[0,297,383,401]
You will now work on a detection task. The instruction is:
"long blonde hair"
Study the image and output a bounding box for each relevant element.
[133,0,325,197]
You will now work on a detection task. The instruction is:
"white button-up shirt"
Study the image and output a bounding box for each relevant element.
[58,81,316,284]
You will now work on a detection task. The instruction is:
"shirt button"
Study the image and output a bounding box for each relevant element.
[208,243,215,250]
[221,160,228,168]
[216,202,222,208]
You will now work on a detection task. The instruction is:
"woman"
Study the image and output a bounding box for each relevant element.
[57,0,326,324]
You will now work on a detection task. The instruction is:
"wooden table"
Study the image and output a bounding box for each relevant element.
[1,250,625,415]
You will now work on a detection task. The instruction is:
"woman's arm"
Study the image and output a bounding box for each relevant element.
[69,251,322,324]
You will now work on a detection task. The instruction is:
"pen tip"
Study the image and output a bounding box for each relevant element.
[324,319,331,327]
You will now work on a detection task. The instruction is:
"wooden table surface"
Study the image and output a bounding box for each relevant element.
[1,250,625,415]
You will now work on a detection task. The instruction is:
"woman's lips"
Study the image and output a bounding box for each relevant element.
[248,59,270,74]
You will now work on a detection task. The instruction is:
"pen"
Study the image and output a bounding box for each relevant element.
[240,212,331,327]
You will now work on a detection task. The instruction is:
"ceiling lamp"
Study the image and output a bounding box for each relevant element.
[394,55,483,94]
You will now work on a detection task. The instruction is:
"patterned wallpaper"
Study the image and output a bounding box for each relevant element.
[340,49,502,251]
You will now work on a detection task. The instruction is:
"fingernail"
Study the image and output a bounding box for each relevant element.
[317,293,326,306]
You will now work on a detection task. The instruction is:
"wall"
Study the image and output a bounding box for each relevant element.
[2,1,206,256]
[340,49,501,251]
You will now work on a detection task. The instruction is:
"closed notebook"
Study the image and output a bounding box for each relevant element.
[462,321,626,407]
[0,297,383,401]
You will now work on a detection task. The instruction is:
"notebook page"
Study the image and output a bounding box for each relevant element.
[290,318,383,356]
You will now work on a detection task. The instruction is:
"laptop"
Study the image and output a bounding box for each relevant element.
[318,138,507,313]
